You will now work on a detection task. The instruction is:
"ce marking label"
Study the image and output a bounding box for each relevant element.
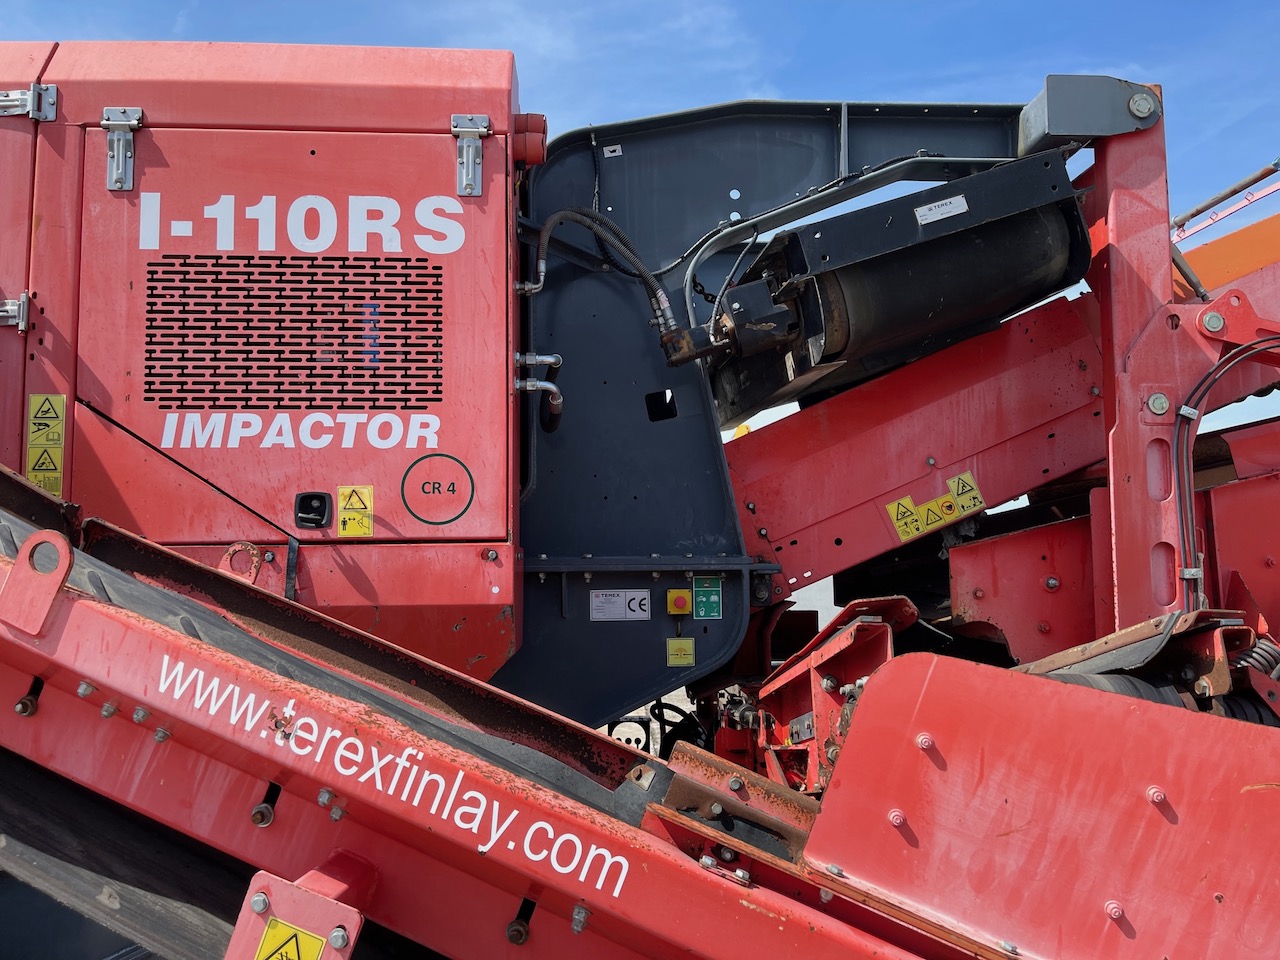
[589,590,651,621]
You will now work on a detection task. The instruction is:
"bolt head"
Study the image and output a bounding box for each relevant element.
[699,854,717,869]
[329,806,345,822]
[77,681,95,698]
[757,527,768,538]
[100,703,117,719]
[263,550,276,563]
[249,892,269,914]
[1202,311,1226,333]
[709,802,724,817]
[1147,392,1171,415]
[728,776,744,792]
[820,889,834,903]
[505,920,530,945]
[132,707,149,724]
[1128,92,1156,118]
[733,868,750,882]
[14,697,36,717]
[317,788,334,807]
[1147,785,1167,805]
[250,803,274,827]
[153,728,170,742]
[916,732,935,751]
[972,587,985,599]
[1105,899,1124,920]
[820,675,838,693]
[328,927,350,949]
[826,863,845,877]
[1045,577,1060,591]
[888,808,906,827]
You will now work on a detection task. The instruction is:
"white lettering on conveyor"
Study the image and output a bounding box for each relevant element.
[155,655,630,898]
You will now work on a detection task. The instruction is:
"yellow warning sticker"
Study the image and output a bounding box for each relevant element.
[947,471,986,514]
[886,497,923,542]
[667,637,695,667]
[26,393,66,497]
[337,484,374,538]
[254,917,326,960]
[885,473,986,543]
[919,493,959,531]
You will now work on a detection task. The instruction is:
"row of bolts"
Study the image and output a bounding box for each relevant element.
[19,684,1169,942]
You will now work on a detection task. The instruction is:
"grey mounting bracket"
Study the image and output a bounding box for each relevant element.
[0,84,57,121]
[102,107,143,191]
[1,293,29,334]
[451,113,491,197]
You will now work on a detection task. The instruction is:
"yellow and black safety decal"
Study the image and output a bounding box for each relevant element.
[254,917,326,960]
[26,394,66,497]
[337,484,374,538]
[667,637,695,667]
[885,471,987,543]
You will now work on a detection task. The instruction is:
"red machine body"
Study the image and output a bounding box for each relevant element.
[2,40,1280,960]
[9,43,523,676]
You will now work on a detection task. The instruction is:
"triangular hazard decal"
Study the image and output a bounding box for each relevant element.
[30,450,58,472]
[894,503,914,521]
[342,489,368,510]
[33,398,60,421]
[954,477,974,495]
[260,932,303,960]
[924,507,943,525]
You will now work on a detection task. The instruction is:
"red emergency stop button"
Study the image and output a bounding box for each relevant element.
[667,589,693,614]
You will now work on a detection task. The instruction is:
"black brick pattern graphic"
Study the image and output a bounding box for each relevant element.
[144,254,444,409]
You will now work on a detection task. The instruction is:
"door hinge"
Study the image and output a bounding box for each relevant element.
[101,107,143,191]
[0,84,57,121]
[2,293,29,334]
[451,113,492,197]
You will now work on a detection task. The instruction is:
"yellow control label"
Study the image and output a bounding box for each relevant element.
[667,637,695,667]
[26,393,66,497]
[886,473,986,543]
[254,917,326,960]
[337,484,373,538]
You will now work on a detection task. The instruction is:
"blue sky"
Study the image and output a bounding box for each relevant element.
[9,1,1278,225]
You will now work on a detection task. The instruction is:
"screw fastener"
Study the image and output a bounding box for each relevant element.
[571,905,590,935]
[734,868,751,883]
[888,808,907,827]
[250,803,275,827]
[1045,577,1060,590]
[100,703,117,719]
[1147,393,1171,415]
[250,892,270,914]
[728,775,744,792]
[328,927,350,949]
[1105,900,1124,920]
[1202,311,1226,333]
[506,920,530,945]
[154,728,170,742]
[132,707,150,724]
[14,696,37,717]
[916,732,935,751]
[77,681,95,698]
[1147,785,1167,805]
[1128,92,1156,118]
[317,788,334,807]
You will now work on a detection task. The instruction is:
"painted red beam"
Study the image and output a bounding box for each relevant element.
[727,297,1105,600]
[0,529,928,959]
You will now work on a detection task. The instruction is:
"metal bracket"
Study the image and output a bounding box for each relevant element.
[1,293,29,334]
[0,84,57,121]
[451,113,491,197]
[101,107,143,191]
